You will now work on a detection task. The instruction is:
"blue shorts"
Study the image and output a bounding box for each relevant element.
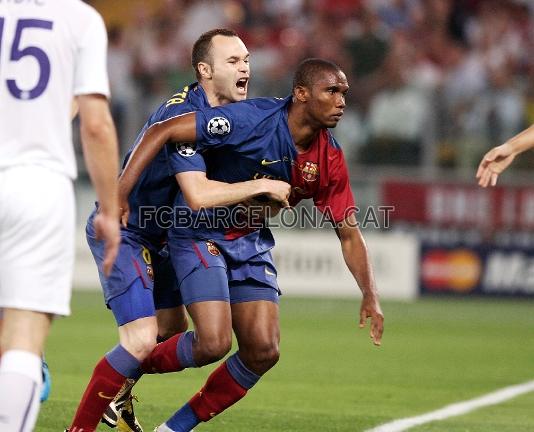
[108,278,155,326]
[169,236,280,306]
[180,267,279,305]
[86,215,182,324]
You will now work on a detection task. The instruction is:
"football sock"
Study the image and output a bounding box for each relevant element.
[142,331,196,373]
[69,344,141,431]
[0,350,42,432]
[166,352,260,430]
[106,344,143,380]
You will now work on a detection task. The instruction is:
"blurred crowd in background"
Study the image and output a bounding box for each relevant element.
[87,0,534,173]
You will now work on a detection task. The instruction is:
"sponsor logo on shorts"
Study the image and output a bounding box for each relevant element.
[265,267,276,277]
[98,391,115,400]
[206,240,220,256]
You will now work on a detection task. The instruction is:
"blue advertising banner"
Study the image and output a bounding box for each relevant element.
[420,244,534,296]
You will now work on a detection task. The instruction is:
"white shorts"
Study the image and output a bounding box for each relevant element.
[0,166,75,316]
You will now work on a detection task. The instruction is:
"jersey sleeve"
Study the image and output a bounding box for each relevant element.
[73,10,110,97]
[314,149,356,223]
[166,142,207,175]
[156,99,206,175]
[194,102,261,149]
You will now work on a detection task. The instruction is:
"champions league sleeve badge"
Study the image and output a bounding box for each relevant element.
[176,142,197,157]
[207,117,231,136]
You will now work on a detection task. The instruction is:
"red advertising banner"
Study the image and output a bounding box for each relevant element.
[382,180,534,230]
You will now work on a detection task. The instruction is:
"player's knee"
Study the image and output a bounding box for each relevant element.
[157,319,187,342]
[156,307,189,340]
[244,341,280,374]
[196,334,232,365]
[121,332,158,361]
[130,338,158,360]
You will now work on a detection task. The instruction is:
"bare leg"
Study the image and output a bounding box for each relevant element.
[232,300,280,375]
[156,306,189,341]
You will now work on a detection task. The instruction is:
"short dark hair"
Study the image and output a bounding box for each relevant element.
[293,58,342,89]
[191,28,238,80]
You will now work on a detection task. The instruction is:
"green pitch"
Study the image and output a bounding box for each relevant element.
[36,292,534,432]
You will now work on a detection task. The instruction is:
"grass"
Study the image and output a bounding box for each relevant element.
[36,292,534,431]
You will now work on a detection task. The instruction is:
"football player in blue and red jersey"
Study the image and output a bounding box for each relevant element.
[67,29,291,432]
[118,58,384,432]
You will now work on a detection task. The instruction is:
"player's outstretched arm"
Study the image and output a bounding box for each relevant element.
[335,215,384,346]
[476,124,534,187]
[118,112,198,223]
[77,94,121,276]
[176,172,291,210]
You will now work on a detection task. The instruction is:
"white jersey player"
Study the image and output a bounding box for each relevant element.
[0,1,120,431]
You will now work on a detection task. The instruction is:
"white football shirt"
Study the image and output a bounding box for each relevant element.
[0,0,110,179]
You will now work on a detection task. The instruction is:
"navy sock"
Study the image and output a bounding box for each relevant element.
[105,344,143,380]
[177,331,197,368]
[166,403,199,432]
[226,352,260,389]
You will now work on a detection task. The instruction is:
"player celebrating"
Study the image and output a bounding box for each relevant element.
[477,124,534,187]
[118,58,384,432]
[0,1,120,431]
[67,29,291,432]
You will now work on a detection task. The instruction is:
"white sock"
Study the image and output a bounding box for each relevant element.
[0,350,42,432]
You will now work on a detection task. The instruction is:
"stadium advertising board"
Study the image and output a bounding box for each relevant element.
[421,245,534,296]
[383,179,534,296]
[273,230,419,300]
[382,179,534,230]
[74,229,420,300]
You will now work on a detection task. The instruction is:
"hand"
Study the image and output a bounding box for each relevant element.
[93,211,120,277]
[359,294,384,346]
[119,199,130,228]
[476,143,516,187]
[118,181,130,227]
[263,179,291,208]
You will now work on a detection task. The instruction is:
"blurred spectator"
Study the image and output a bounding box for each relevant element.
[107,25,136,154]
[89,0,534,171]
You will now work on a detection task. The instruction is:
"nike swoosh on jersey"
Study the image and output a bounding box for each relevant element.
[261,159,281,165]
[97,391,115,400]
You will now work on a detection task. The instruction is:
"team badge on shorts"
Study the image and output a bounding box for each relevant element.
[206,241,220,256]
[146,265,154,281]
[141,247,154,281]
[207,117,230,136]
[299,161,319,182]
[176,142,196,157]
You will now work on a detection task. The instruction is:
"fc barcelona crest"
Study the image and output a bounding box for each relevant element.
[299,161,319,182]
[141,247,154,280]
[146,265,154,281]
[206,241,220,256]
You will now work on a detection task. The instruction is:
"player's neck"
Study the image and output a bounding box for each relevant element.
[287,104,320,153]
[206,92,229,107]
[201,82,229,107]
